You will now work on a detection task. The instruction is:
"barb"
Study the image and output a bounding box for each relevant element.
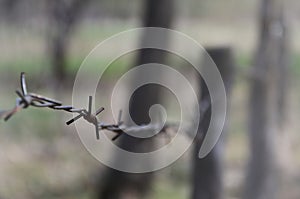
[1,73,87,121]
[0,73,105,139]
[66,96,104,139]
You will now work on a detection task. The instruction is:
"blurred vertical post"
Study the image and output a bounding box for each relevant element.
[47,0,90,88]
[244,0,288,199]
[97,0,175,199]
[191,47,235,199]
[0,0,19,22]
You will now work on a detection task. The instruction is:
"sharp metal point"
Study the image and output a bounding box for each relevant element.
[112,133,122,141]
[0,110,8,119]
[4,106,22,121]
[21,72,27,95]
[95,122,100,140]
[88,96,92,115]
[95,107,104,116]
[118,110,122,125]
[66,114,83,125]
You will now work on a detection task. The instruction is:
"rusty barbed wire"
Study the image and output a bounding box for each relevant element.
[96,111,180,141]
[1,73,202,141]
[0,73,89,120]
[1,73,212,142]
[0,73,106,139]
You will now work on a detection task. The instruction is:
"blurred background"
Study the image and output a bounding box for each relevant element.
[0,0,300,199]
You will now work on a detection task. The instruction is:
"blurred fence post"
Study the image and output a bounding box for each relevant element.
[47,0,90,88]
[244,0,288,199]
[191,47,235,199]
[97,0,175,199]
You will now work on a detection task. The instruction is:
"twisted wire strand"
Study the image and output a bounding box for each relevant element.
[0,73,211,141]
[1,73,88,120]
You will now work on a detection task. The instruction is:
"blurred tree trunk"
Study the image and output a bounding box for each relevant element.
[244,0,288,199]
[0,0,19,22]
[277,8,289,126]
[191,47,235,199]
[47,0,90,88]
[97,0,175,199]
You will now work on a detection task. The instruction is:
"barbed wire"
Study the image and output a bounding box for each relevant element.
[0,73,211,141]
